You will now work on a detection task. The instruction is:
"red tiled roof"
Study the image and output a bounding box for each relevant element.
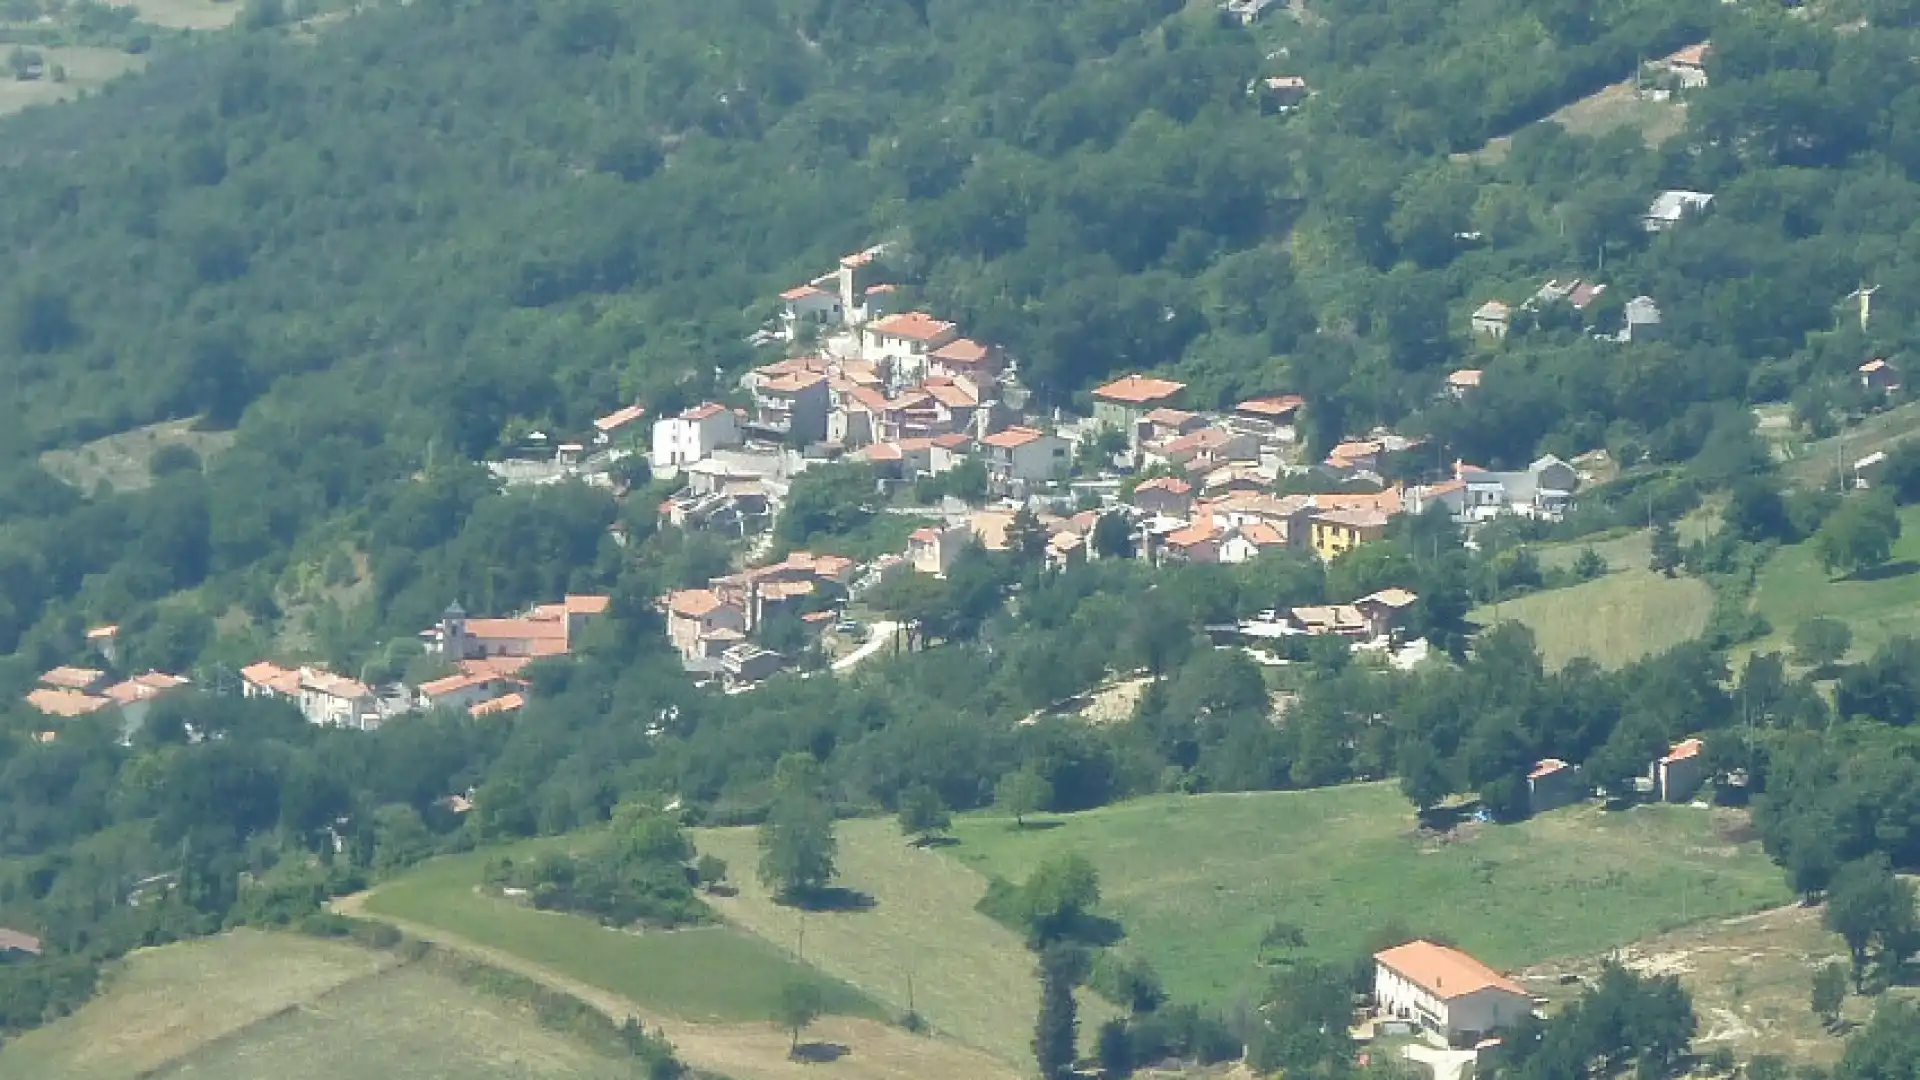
[1134,477,1194,496]
[870,312,956,342]
[1661,737,1703,764]
[1448,369,1483,388]
[931,338,989,362]
[781,284,827,302]
[594,404,646,432]
[1235,395,1306,418]
[1166,524,1220,548]
[565,594,611,615]
[26,688,110,718]
[981,426,1048,449]
[471,693,525,718]
[680,402,729,421]
[1528,758,1571,781]
[1093,373,1187,405]
[40,666,103,691]
[667,589,727,618]
[1375,940,1528,1000]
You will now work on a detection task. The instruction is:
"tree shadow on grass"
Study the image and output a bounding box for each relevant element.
[910,835,961,850]
[1844,559,1920,583]
[789,1042,849,1063]
[781,886,877,913]
[1010,819,1063,832]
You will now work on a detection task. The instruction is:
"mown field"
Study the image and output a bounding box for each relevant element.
[945,783,1789,1009]
[360,846,880,1024]
[0,930,637,1080]
[1746,503,1920,665]
[1471,563,1713,668]
[695,817,1073,1066]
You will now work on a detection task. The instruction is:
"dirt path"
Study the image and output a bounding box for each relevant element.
[331,892,1023,1080]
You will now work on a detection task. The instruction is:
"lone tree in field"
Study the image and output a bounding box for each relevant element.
[1649,520,1682,577]
[758,753,838,904]
[1815,492,1902,578]
[1792,617,1853,671]
[779,977,825,1056]
[694,853,728,892]
[1824,854,1920,991]
[997,768,1049,828]
[896,783,952,846]
[1811,963,1847,1030]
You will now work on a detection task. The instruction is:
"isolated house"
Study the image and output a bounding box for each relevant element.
[1471,302,1511,339]
[1374,940,1533,1044]
[1643,190,1714,232]
[1527,758,1585,815]
[101,671,191,734]
[1860,359,1900,394]
[1446,370,1483,399]
[1650,737,1705,803]
[1618,296,1663,343]
[1659,42,1711,89]
[1254,75,1310,111]
[1354,588,1418,638]
[0,928,42,961]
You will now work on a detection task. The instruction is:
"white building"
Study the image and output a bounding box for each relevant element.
[651,402,742,471]
[860,311,959,379]
[1374,940,1533,1044]
[1643,190,1714,232]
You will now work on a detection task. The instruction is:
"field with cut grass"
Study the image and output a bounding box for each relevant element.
[1471,563,1712,668]
[0,930,639,1080]
[106,0,243,29]
[946,784,1789,1010]
[1746,503,1920,664]
[0,46,147,117]
[1782,400,1920,489]
[695,817,1071,1065]
[360,846,879,1024]
[39,417,236,494]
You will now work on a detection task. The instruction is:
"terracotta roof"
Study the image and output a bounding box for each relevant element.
[1144,407,1199,427]
[594,404,646,432]
[924,381,979,408]
[102,671,190,706]
[471,692,525,718]
[981,426,1049,449]
[1093,373,1187,405]
[86,625,118,640]
[40,666,104,691]
[910,526,942,544]
[1358,587,1419,609]
[679,402,729,421]
[1166,524,1220,548]
[565,594,610,615]
[458,656,532,680]
[463,617,568,643]
[802,610,837,625]
[862,442,904,462]
[1660,737,1703,764]
[301,668,372,700]
[1049,531,1084,553]
[1448,369,1483,388]
[781,284,827,302]
[1529,758,1571,781]
[26,688,110,718]
[847,386,891,413]
[763,371,827,394]
[1327,440,1383,463]
[1160,427,1240,458]
[1236,522,1285,547]
[840,245,884,268]
[240,661,304,696]
[1375,940,1528,1000]
[1265,75,1308,89]
[667,589,727,618]
[0,928,42,955]
[1316,488,1406,515]
[931,338,989,363]
[931,433,973,450]
[419,671,491,698]
[1472,301,1511,320]
[870,312,956,343]
[865,283,897,295]
[1234,395,1305,419]
[1861,359,1892,373]
[1314,507,1394,530]
[1134,477,1193,496]
[1666,42,1709,67]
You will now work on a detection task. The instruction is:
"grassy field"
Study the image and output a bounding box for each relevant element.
[0,47,147,117]
[1746,503,1920,663]
[360,847,881,1024]
[108,0,243,29]
[1464,73,1687,163]
[0,931,641,1080]
[1521,903,1903,1067]
[945,784,1789,1010]
[39,418,236,494]
[695,818,1065,1065]
[1471,563,1712,668]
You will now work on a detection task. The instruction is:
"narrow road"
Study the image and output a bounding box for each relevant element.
[832,621,900,672]
[329,891,1020,1080]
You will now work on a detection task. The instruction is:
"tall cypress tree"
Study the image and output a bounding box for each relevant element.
[1033,944,1083,1080]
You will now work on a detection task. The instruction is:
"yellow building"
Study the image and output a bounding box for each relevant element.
[1309,508,1392,561]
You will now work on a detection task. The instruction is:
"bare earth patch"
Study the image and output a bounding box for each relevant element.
[0,46,147,118]
[39,417,236,494]
[103,0,243,29]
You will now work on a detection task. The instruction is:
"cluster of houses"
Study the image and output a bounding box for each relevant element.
[660,551,855,686]
[24,596,613,737]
